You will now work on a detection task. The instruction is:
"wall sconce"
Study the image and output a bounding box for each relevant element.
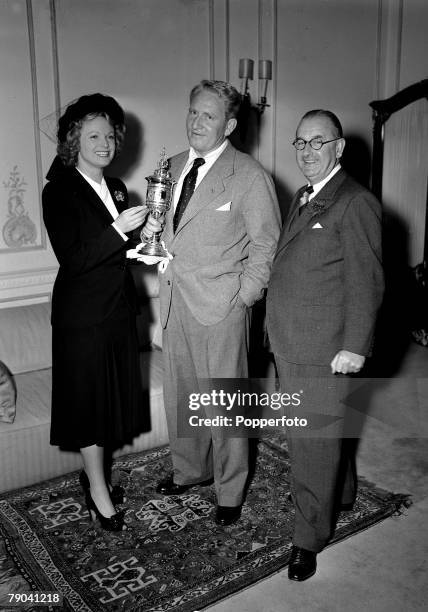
[239,58,272,114]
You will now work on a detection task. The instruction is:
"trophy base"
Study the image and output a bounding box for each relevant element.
[139,242,168,258]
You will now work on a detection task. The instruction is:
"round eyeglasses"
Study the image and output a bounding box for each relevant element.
[292,137,342,151]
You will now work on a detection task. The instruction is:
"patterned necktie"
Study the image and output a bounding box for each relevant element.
[173,157,205,232]
[298,185,314,215]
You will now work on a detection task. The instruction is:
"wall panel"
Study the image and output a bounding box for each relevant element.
[51,0,211,187]
[399,0,428,90]
[0,0,57,306]
[274,0,380,203]
[1,0,427,305]
[0,0,43,255]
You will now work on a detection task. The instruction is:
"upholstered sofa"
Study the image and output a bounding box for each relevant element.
[0,266,168,494]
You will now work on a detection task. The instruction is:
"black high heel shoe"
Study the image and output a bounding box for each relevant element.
[79,470,126,505]
[85,491,126,532]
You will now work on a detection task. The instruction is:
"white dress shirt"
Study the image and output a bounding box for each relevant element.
[173,139,229,211]
[77,168,128,241]
[307,163,341,201]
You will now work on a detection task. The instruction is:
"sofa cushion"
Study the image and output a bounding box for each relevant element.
[0,368,52,435]
[0,302,52,374]
[0,268,161,375]
[0,360,16,423]
[0,349,167,493]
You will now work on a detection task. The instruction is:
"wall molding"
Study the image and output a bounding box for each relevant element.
[210,0,230,82]
[0,0,59,306]
[256,0,277,176]
[0,1,47,255]
[271,0,277,180]
[376,0,404,100]
[0,266,56,307]
[0,293,51,309]
[225,0,230,82]
[209,0,215,79]
[50,0,61,114]
[26,0,47,250]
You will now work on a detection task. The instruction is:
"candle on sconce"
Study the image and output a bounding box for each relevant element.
[259,60,272,80]
[239,58,254,80]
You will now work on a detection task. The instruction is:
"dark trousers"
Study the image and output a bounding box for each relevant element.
[276,357,357,552]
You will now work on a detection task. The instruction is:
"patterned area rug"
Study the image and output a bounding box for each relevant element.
[0,432,410,611]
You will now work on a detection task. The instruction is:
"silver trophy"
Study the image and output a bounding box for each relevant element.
[139,148,175,257]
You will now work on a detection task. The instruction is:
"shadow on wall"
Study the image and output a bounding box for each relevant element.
[371,207,416,376]
[230,96,259,155]
[109,112,145,205]
[273,177,295,222]
[230,103,294,221]
[341,133,372,189]
[342,135,420,374]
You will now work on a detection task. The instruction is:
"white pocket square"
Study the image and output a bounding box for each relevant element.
[312,222,323,228]
[216,201,231,211]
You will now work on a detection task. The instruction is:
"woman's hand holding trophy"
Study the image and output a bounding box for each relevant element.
[127,148,175,267]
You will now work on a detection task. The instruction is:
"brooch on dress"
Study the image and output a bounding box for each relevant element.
[114,190,125,202]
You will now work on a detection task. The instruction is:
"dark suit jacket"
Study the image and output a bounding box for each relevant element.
[42,157,137,328]
[266,168,384,365]
[159,142,281,327]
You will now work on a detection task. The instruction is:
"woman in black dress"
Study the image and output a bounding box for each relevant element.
[42,93,148,531]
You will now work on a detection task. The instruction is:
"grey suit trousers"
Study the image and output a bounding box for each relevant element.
[162,289,250,506]
[275,357,357,552]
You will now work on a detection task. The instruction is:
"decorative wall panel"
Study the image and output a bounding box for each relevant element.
[0,0,58,307]
[0,0,43,254]
[1,0,427,306]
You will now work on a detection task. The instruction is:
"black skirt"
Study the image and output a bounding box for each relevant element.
[50,299,145,450]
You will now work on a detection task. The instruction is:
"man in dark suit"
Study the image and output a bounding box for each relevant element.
[146,80,281,526]
[266,110,384,580]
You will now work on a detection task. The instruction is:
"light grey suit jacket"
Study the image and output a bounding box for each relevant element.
[159,142,281,327]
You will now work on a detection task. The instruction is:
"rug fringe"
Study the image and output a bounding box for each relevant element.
[390,494,413,516]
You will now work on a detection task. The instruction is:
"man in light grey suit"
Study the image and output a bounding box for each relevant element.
[267,110,384,580]
[148,80,281,525]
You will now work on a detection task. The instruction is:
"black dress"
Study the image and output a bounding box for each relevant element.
[42,157,145,450]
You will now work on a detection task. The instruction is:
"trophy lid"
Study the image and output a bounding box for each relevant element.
[152,147,172,180]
